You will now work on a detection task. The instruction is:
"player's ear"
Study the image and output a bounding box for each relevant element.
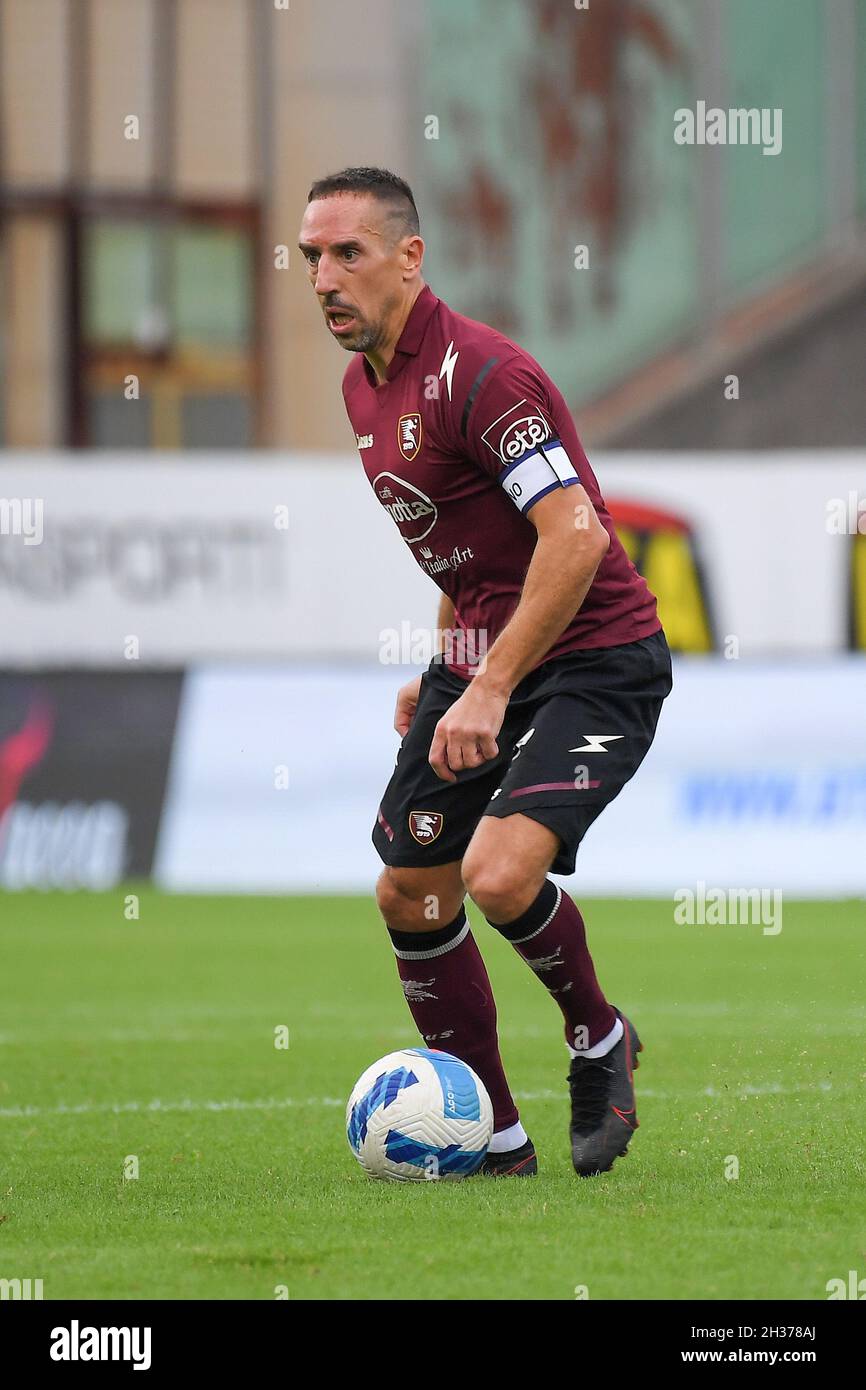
[402,234,424,276]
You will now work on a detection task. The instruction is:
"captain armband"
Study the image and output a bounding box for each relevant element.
[498,439,580,515]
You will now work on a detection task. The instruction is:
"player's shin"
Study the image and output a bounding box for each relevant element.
[487,880,621,1056]
[386,908,521,1134]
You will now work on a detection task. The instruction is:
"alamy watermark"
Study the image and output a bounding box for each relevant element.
[825,492,865,535]
[0,497,44,545]
[50,1321,152,1370]
[0,1276,44,1299]
[379,622,488,668]
[674,882,782,935]
[674,102,782,156]
[826,1270,866,1299]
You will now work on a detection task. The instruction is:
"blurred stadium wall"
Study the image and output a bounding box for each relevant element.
[2,0,865,449]
[1,0,865,895]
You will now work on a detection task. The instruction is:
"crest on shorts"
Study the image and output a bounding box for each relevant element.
[408,810,444,845]
[397,412,422,461]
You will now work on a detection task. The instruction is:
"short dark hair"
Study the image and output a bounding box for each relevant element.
[307,166,420,240]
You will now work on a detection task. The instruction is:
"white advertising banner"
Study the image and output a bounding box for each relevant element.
[155,658,866,897]
[0,454,434,666]
[0,452,863,664]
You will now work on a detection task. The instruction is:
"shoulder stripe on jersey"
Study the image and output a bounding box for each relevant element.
[459,356,500,437]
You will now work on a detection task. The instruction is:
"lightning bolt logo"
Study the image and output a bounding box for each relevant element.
[568,734,624,754]
[438,340,459,401]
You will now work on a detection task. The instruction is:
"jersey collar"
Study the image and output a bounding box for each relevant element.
[362,284,439,388]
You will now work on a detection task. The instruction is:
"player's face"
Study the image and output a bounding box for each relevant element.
[298,195,407,354]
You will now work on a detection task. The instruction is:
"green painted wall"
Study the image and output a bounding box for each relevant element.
[417,0,863,408]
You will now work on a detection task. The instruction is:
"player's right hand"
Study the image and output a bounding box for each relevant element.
[394,676,423,737]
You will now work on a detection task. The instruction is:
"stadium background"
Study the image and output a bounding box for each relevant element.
[2,0,864,896]
[1,0,865,1304]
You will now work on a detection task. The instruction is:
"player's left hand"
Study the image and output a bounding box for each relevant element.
[428,681,507,783]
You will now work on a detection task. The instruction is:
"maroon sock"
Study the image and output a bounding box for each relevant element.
[488,881,615,1049]
[387,908,519,1132]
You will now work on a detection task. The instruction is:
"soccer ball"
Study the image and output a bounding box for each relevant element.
[346,1047,494,1181]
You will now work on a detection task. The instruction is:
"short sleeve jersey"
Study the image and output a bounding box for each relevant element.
[342,285,660,680]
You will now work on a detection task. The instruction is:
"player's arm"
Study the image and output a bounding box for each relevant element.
[474,485,608,693]
[394,594,456,736]
[429,352,607,782]
[428,489,608,780]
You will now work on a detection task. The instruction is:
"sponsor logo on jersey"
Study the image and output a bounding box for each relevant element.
[408,810,444,844]
[498,414,551,461]
[372,471,438,544]
[356,432,374,449]
[418,543,474,576]
[397,412,422,461]
[480,397,552,463]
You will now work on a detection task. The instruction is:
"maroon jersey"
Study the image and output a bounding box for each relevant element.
[342,285,660,680]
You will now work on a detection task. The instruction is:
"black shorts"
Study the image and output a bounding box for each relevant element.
[372,628,673,876]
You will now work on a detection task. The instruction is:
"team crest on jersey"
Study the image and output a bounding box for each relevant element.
[408,810,444,845]
[397,412,422,461]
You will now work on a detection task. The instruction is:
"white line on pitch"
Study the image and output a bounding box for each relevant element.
[0,1080,837,1121]
[0,1096,344,1119]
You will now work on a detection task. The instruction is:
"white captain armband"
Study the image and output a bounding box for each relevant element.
[498,438,580,515]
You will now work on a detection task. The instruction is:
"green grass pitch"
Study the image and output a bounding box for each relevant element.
[1,890,864,1301]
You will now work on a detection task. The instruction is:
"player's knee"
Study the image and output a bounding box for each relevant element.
[463,856,535,923]
[375,869,411,927]
[375,868,460,932]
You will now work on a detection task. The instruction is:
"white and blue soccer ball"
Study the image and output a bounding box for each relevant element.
[346,1047,494,1181]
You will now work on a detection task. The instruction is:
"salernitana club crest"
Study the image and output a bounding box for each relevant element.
[397,412,422,461]
[408,810,444,845]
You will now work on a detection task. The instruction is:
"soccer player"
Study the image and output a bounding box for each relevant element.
[298,168,672,1177]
